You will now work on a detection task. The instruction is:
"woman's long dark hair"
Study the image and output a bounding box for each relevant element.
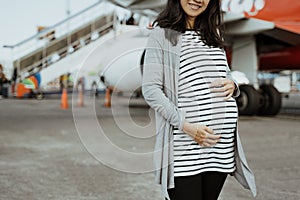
[154,0,225,47]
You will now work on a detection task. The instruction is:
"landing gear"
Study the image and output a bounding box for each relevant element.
[258,85,282,115]
[236,84,282,116]
[236,85,260,115]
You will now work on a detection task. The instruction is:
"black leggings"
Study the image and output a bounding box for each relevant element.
[167,172,227,200]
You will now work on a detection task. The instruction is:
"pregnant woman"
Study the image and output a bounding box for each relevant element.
[142,0,257,199]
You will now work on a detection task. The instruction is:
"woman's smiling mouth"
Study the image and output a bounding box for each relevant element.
[188,3,201,10]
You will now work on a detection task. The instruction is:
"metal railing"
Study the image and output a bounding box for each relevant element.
[4,1,116,80]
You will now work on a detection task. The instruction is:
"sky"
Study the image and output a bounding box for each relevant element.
[0,0,101,45]
[0,0,109,74]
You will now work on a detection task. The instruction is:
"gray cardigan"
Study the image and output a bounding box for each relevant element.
[142,27,257,200]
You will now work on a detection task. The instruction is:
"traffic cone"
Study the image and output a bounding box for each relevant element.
[61,88,68,109]
[77,88,84,107]
[104,88,111,107]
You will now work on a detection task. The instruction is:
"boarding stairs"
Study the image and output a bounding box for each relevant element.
[7,1,115,86]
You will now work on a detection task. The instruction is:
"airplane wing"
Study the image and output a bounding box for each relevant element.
[246,0,300,35]
[244,0,300,45]
[224,12,300,46]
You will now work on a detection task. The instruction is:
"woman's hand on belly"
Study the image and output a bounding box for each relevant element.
[182,121,221,147]
[210,78,236,100]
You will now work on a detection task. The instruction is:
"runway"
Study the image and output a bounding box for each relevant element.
[0,94,299,200]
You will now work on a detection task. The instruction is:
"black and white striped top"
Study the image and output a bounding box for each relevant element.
[173,31,238,177]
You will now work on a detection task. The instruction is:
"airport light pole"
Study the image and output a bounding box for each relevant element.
[66,0,71,17]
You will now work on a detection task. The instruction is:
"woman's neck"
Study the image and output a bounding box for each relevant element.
[186,18,195,29]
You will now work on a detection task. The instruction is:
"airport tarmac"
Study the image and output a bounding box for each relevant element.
[0,94,300,200]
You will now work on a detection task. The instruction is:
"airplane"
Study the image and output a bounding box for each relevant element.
[99,0,300,116]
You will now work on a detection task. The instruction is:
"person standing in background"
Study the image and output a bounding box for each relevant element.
[11,68,18,96]
[0,64,8,99]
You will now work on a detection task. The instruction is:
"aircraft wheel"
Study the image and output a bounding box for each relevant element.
[236,85,260,115]
[258,84,282,115]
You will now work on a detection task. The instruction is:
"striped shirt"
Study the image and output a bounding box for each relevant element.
[173,31,238,177]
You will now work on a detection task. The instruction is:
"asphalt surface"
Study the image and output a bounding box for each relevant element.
[0,94,300,200]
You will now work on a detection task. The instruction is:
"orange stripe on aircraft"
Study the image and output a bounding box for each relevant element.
[245,0,300,34]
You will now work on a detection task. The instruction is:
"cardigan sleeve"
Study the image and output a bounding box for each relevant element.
[142,30,186,131]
